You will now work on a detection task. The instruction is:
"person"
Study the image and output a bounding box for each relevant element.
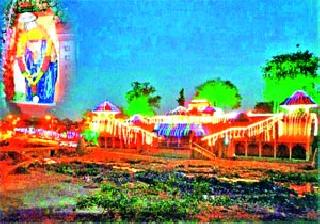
[16,12,58,104]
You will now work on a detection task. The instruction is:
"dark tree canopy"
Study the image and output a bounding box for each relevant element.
[252,102,274,114]
[124,82,161,116]
[263,51,318,79]
[262,50,320,112]
[195,79,242,109]
[177,88,185,106]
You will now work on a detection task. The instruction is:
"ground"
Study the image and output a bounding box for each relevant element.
[0,145,319,221]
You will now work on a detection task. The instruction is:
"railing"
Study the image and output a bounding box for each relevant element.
[192,143,215,160]
[202,114,283,146]
[145,115,228,124]
[90,117,159,146]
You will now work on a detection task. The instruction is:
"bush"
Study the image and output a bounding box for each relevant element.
[209,195,231,206]
[75,169,317,221]
[15,166,29,174]
[55,164,73,175]
[266,170,318,184]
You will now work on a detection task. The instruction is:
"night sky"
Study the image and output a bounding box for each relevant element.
[1,0,319,119]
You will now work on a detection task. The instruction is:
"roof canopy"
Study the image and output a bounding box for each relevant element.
[202,106,216,115]
[280,90,317,109]
[155,123,206,137]
[166,106,189,115]
[92,101,120,113]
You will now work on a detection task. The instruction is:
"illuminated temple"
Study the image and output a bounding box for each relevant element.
[86,91,318,161]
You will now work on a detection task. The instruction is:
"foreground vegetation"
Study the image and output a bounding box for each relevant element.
[51,163,318,222]
[1,161,318,222]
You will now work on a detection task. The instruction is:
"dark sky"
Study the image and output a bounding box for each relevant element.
[1,0,319,119]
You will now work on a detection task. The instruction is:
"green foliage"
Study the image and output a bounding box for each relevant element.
[124,82,161,116]
[82,129,99,146]
[54,163,101,177]
[195,79,242,109]
[0,83,8,118]
[101,183,118,193]
[264,74,320,113]
[262,50,320,112]
[124,96,155,116]
[209,195,232,206]
[177,88,185,106]
[192,181,211,198]
[75,166,99,177]
[4,0,67,27]
[126,82,161,108]
[76,195,98,210]
[77,191,199,221]
[72,168,317,221]
[263,51,318,79]
[266,170,318,184]
[55,164,73,175]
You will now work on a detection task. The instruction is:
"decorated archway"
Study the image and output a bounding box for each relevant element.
[277,144,289,158]
[292,144,306,160]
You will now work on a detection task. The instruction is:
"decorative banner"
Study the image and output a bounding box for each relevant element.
[2,2,72,111]
[13,11,59,105]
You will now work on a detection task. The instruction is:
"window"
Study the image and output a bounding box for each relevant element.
[64,45,70,52]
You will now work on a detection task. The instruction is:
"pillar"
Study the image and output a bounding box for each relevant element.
[120,138,124,149]
[289,143,292,161]
[112,136,115,149]
[104,134,107,149]
[258,141,262,157]
[306,141,310,161]
[230,140,236,157]
[244,140,248,157]
[136,134,142,150]
[217,139,222,157]
[128,138,131,149]
[273,142,277,159]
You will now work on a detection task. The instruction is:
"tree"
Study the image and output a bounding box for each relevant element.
[177,88,185,106]
[0,83,8,118]
[124,96,155,116]
[194,79,242,109]
[82,129,99,146]
[124,82,161,116]
[252,102,273,114]
[262,50,320,113]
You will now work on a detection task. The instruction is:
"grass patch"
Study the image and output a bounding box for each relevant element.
[153,152,190,160]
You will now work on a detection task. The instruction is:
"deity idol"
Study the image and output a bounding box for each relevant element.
[16,12,58,104]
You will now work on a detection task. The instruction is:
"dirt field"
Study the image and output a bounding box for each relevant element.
[0,147,318,221]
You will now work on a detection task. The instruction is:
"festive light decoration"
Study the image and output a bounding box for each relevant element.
[89,112,158,146]
[278,113,318,137]
[202,114,283,146]
[14,128,80,140]
[146,115,228,124]
[84,92,317,158]
[155,123,206,137]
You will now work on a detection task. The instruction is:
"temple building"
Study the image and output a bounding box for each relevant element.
[85,91,318,161]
